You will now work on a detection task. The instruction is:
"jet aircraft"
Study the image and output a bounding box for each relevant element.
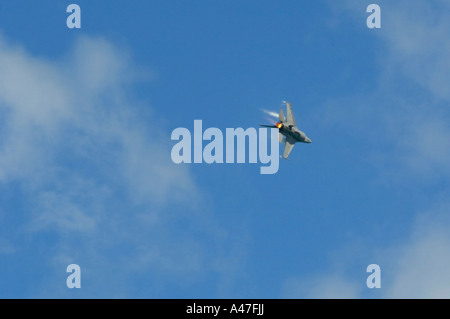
[261,102,311,159]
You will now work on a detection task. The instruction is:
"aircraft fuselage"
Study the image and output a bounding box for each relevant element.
[279,124,311,143]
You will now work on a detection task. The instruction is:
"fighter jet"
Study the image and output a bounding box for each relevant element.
[261,101,312,159]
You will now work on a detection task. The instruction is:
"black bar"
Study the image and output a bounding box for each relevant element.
[0,299,447,317]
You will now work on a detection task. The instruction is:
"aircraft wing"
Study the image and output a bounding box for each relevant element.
[282,135,296,159]
[285,102,297,126]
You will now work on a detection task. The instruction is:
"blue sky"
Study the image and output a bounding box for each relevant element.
[0,0,450,298]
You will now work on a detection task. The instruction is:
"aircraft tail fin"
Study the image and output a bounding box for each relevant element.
[279,109,285,123]
[285,102,296,126]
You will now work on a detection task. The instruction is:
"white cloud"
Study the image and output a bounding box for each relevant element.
[0,34,199,207]
[380,0,450,101]
[383,203,450,298]
[322,0,450,182]
[373,1,450,180]
[287,1,450,298]
[285,201,450,299]
[282,274,362,299]
[0,34,234,297]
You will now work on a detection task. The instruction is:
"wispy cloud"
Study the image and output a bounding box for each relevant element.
[0,35,236,297]
[321,0,450,182]
[286,0,450,298]
[382,200,450,298]
[282,199,450,298]
[282,274,362,299]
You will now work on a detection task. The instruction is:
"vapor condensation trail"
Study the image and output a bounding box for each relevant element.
[261,109,279,118]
